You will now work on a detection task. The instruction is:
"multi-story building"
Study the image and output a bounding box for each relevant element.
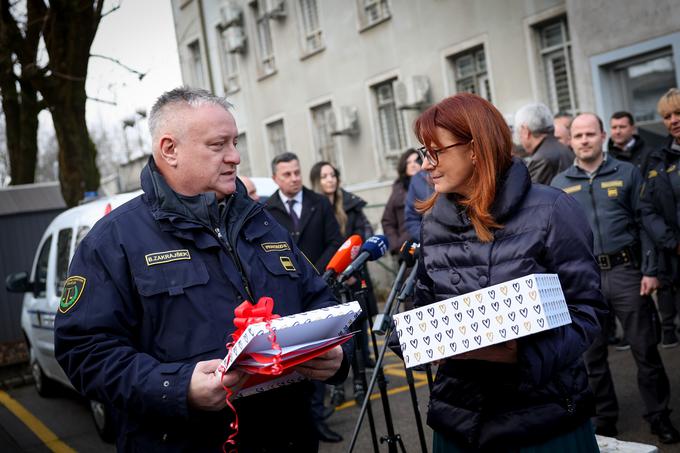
[170,0,680,211]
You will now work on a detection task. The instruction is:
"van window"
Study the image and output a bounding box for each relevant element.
[34,236,52,297]
[75,225,90,250]
[55,228,73,297]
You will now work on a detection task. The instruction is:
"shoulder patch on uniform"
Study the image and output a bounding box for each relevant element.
[667,164,677,173]
[59,276,86,314]
[261,242,291,252]
[648,169,658,178]
[145,249,191,266]
[601,180,623,189]
[562,184,582,194]
[279,256,296,272]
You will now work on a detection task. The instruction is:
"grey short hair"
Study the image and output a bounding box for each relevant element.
[271,152,299,175]
[148,87,233,139]
[514,103,555,136]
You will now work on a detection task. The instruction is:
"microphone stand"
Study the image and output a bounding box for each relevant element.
[334,279,380,453]
[348,261,417,453]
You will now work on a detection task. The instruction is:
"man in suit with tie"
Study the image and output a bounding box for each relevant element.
[265,151,344,442]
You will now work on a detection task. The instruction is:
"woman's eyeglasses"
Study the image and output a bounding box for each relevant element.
[416,140,472,166]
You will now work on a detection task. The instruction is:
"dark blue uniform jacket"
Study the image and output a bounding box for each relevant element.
[54,159,350,452]
[416,159,605,450]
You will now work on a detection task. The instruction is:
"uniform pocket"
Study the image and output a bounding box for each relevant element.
[255,250,301,279]
[133,259,209,297]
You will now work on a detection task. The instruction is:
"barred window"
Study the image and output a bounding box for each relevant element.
[266,120,287,156]
[310,103,336,163]
[536,17,578,114]
[373,80,406,154]
[449,46,492,102]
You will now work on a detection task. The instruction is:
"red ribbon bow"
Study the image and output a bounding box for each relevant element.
[221,297,283,453]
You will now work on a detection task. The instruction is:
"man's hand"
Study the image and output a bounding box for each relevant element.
[640,276,660,296]
[187,359,247,411]
[295,345,344,381]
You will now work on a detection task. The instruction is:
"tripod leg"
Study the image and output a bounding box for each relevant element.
[404,366,428,453]
[352,330,380,453]
[425,364,434,392]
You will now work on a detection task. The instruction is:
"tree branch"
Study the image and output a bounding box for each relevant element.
[87,95,116,106]
[90,53,146,80]
[100,3,120,18]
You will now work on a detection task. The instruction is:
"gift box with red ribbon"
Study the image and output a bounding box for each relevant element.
[218,298,361,398]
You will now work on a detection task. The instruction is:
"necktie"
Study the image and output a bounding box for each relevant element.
[286,199,300,230]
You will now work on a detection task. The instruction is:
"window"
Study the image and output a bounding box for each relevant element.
[310,103,336,163]
[266,120,287,156]
[237,133,252,176]
[187,40,205,88]
[34,236,51,297]
[449,46,492,102]
[298,0,323,54]
[372,79,406,154]
[75,226,90,250]
[357,0,390,30]
[55,228,73,297]
[251,0,276,76]
[536,17,577,114]
[217,27,240,93]
[609,49,676,123]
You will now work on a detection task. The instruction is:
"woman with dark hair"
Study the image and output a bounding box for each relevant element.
[309,161,373,240]
[409,93,606,452]
[381,149,422,254]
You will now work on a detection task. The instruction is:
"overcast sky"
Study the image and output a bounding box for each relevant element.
[86,0,182,126]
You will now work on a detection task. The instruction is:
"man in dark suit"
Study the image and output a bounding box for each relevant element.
[265,151,344,443]
[515,102,574,185]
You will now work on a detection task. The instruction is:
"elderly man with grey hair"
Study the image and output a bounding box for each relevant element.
[55,87,349,452]
[514,102,574,184]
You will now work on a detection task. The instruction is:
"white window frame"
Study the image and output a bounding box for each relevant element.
[296,0,324,58]
[448,45,492,102]
[187,39,206,88]
[216,26,240,94]
[371,78,407,158]
[309,101,337,164]
[356,0,390,32]
[263,116,288,161]
[591,32,680,131]
[531,15,578,115]
[250,0,276,78]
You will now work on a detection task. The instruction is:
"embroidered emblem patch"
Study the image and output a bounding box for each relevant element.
[59,276,86,314]
[280,256,296,272]
[562,184,582,194]
[145,249,191,266]
[607,188,618,198]
[261,242,291,253]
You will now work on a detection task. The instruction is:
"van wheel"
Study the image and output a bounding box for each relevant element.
[90,400,115,443]
[31,358,58,397]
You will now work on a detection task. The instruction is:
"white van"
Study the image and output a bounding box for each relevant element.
[6,190,142,443]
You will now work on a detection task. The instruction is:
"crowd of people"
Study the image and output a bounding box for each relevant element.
[52,85,680,452]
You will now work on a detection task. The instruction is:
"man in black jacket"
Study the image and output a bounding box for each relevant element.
[608,111,654,175]
[265,152,344,443]
[514,102,574,184]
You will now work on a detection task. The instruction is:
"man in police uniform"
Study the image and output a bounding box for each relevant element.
[54,88,350,452]
[551,113,679,444]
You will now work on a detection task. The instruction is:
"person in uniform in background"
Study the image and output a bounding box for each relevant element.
[265,152,344,443]
[552,112,679,444]
[640,88,680,349]
[409,93,605,452]
[382,149,422,256]
[54,88,349,452]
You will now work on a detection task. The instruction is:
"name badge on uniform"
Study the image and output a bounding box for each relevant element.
[145,249,191,266]
[601,180,623,189]
[261,242,291,253]
[279,256,296,272]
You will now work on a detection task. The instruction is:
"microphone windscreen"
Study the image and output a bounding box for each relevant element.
[361,235,389,261]
[399,240,419,267]
[326,234,363,273]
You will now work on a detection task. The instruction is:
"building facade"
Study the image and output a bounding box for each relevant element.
[169,0,680,209]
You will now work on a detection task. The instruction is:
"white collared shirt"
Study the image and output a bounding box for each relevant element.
[278,190,303,217]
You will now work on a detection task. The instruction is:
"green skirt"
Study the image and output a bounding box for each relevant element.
[432,421,599,453]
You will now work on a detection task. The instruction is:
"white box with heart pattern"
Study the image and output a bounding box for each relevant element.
[393,273,571,368]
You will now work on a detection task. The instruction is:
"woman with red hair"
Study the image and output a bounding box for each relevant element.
[410,93,605,451]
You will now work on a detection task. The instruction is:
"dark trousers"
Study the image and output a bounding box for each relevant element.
[310,380,326,420]
[657,285,680,334]
[584,263,669,425]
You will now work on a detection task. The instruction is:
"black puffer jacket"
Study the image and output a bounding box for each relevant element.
[416,159,605,450]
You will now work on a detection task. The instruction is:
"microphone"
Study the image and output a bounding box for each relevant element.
[399,240,419,268]
[337,235,389,283]
[322,235,363,282]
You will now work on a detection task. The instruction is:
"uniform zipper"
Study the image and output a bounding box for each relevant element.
[214,225,254,303]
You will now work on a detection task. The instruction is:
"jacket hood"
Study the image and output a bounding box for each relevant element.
[430,157,530,229]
